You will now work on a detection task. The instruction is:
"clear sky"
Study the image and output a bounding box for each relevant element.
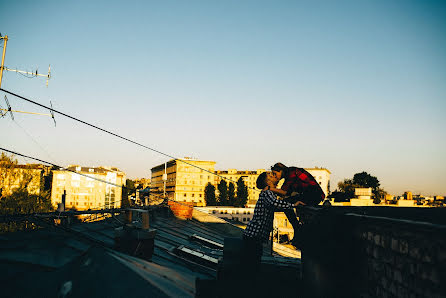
[1,0,445,195]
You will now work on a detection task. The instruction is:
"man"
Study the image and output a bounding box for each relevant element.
[269,162,325,247]
[243,171,302,262]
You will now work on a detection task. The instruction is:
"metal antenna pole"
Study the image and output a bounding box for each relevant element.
[0,35,8,89]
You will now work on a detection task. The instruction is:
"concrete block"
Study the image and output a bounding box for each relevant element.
[389,282,397,296]
[409,246,420,259]
[394,269,403,283]
[437,248,446,263]
[374,234,380,246]
[399,240,409,254]
[373,247,379,259]
[429,268,439,284]
[397,285,408,298]
[422,253,432,263]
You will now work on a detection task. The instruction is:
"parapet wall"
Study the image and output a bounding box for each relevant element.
[299,207,446,298]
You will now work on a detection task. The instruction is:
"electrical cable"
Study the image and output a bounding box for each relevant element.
[0,88,261,192]
[0,147,246,227]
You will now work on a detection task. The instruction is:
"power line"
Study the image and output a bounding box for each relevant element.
[0,147,249,228]
[0,87,261,191]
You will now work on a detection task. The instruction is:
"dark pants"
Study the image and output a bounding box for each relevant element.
[242,235,263,264]
[284,191,323,241]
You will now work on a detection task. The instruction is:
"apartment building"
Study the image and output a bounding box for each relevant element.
[151,159,331,207]
[151,158,216,207]
[214,169,266,207]
[0,164,48,196]
[50,165,125,211]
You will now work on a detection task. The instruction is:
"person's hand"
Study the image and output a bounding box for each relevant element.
[294,201,306,207]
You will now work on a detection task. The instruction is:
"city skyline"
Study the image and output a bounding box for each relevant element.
[1,0,445,196]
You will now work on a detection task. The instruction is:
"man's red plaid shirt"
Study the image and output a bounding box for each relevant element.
[281,167,325,205]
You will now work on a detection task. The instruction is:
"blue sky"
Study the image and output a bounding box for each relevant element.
[1,0,445,195]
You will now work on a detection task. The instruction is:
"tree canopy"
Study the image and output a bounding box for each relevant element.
[217,180,228,206]
[204,183,217,206]
[337,171,386,203]
[235,177,249,207]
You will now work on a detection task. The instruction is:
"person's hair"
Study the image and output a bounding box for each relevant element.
[256,172,268,189]
[271,162,287,172]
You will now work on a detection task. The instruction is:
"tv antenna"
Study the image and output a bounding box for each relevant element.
[0,33,51,89]
[0,95,56,126]
[0,34,55,126]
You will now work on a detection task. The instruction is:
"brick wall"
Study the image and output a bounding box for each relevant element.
[299,207,446,298]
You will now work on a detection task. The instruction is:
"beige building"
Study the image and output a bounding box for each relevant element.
[214,169,266,207]
[305,168,331,197]
[151,159,331,208]
[0,164,47,196]
[151,158,216,207]
[51,166,125,211]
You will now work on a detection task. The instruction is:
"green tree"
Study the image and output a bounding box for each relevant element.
[204,183,217,206]
[217,180,228,206]
[338,171,386,203]
[121,179,135,208]
[235,177,249,207]
[228,182,236,206]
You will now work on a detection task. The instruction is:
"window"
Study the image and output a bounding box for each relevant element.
[184,194,187,197]
[192,194,195,197]
[199,194,202,198]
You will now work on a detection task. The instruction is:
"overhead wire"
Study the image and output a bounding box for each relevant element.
[0,88,262,192]
[0,147,248,228]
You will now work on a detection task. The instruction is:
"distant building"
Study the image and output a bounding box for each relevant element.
[151,158,216,207]
[0,163,48,196]
[50,166,126,210]
[305,168,331,197]
[214,169,266,207]
[151,159,331,207]
[195,206,254,223]
[134,178,151,189]
[404,191,413,200]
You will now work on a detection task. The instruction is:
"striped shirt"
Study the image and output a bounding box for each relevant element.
[243,190,295,242]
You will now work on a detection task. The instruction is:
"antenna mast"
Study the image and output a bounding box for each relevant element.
[0,34,51,88]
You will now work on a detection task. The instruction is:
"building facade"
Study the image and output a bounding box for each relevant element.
[50,166,125,211]
[214,169,266,207]
[151,158,216,207]
[0,164,47,196]
[305,168,331,197]
[151,159,331,208]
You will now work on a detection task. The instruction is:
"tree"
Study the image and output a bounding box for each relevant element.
[121,179,135,208]
[228,182,236,206]
[204,183,217,206]
[338,171,386,202]
[352,172,380,189]
[338,178,358,199]
[0,153,54,233]
[235,177,249,207]
[217,180,228,206]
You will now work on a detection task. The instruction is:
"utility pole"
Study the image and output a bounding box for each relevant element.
[0,35,8,89]
[0,33,51,88]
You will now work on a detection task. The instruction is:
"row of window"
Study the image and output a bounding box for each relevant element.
[183,193,203,198]
[212,210,252,215]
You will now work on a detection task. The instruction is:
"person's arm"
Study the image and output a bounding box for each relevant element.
[263,185,287,197]
[263,190,302,210]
